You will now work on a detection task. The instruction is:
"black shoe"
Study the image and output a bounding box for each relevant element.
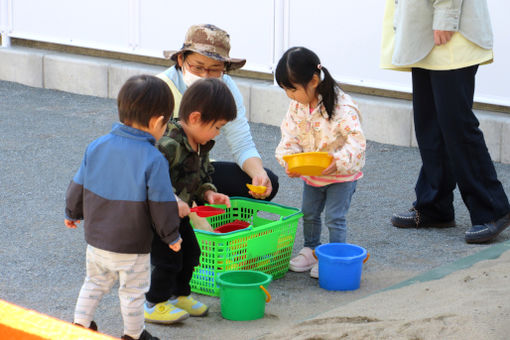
[122,330,160,340]
[74,321,98,331]
[465,212,510,244]
[391,208,455,228]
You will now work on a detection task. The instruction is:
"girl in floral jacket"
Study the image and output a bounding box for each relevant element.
[275,47,366,279]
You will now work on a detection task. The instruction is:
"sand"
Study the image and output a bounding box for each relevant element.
[262,250,510,340]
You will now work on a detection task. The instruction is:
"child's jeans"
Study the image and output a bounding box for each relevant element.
[74,245,150,339]
[301,180,357,249]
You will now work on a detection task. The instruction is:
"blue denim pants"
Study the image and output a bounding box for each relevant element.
[301,180,357,249]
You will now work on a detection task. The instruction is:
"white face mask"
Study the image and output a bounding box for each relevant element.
[182,68,203,87]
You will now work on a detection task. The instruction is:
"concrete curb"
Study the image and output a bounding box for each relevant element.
[1,45,509,163]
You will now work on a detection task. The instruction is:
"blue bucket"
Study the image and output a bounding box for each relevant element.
[315,243,369,291]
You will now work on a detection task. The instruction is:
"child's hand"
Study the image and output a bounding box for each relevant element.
[65,219,80,229]
[285,164,301,178]
[169,238,182,252]
[321,157,338,175]
[204,190,231,208]
[177,200,190,218]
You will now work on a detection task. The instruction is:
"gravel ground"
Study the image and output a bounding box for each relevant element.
[1,80,509,339]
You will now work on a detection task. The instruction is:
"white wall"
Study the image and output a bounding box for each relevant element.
[1,0,509,106]
[286,0,510,107]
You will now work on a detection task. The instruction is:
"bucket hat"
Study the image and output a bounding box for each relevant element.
[163,24,246,71]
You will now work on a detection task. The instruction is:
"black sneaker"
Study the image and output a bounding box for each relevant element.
[74,321,98,331]
[122,329,160,340]
[391,208,455,228]
[465,212,510,244]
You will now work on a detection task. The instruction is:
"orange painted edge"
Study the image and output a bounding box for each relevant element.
[0,299,116,339]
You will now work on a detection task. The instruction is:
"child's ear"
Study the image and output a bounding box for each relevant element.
[188,111,202,125]
[310,74,320,89]
[156,115,166,128]
[150,115,166,129]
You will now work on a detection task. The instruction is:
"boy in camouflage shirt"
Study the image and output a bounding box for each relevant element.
[144,78,236,324]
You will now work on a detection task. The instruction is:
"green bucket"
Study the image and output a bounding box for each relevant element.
[217,270,272,321]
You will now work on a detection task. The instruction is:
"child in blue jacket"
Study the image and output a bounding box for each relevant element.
[65,75,184,340]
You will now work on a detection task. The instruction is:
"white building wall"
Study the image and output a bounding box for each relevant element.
[0,0,509,106]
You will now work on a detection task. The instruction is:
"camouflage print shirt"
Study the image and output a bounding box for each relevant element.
[156,120,217,205]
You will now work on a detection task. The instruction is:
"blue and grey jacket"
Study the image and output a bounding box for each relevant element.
[65,123,180,254]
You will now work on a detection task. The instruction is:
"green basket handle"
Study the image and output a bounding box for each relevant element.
[228,196,303,221]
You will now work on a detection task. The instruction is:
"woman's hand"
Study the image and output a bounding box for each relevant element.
[433,30,454,45]
[242,157,273,199]
[249,173,272,199]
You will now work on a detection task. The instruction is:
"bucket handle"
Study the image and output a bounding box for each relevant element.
[259,285,271,303]
[363,253,370,264]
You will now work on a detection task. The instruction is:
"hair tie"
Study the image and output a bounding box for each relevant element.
[317,64,325,81]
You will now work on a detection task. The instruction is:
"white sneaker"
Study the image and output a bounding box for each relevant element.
[289,247,318,272]
[309,263,319,279]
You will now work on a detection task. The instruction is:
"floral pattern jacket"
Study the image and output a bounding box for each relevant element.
[275,90,366,186]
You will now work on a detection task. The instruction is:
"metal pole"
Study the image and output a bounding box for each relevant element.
[273,0,289,85]
[0,34,11,48]
[0,0,12,47]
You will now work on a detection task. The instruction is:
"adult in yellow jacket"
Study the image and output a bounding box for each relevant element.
[381,0,510,244]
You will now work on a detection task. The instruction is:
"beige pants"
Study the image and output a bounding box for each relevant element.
[74,245,150,338]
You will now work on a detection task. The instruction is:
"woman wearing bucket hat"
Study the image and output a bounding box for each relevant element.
[155,23,279,202]
[144,24,279,325]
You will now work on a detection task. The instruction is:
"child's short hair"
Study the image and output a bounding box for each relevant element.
[178,78,236,124]
[117,75,174,127]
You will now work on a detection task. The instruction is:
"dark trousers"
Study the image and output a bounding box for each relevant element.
[210,161,279,201]
[412,66,509,225]
[146,217,201,304]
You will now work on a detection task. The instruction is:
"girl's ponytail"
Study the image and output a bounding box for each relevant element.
[316,65,339,120]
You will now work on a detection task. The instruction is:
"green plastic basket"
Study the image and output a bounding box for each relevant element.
[190,197,303,297]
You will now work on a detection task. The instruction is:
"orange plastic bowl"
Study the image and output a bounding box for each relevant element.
[282,152,333,176]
